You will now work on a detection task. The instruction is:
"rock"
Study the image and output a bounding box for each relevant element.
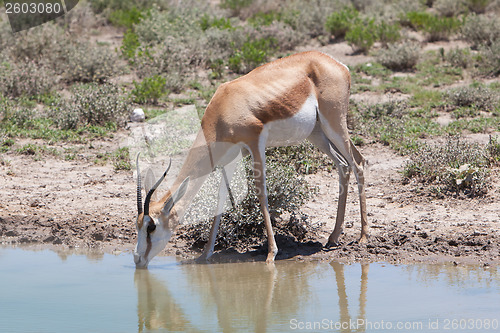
[5,230,17,237]
[130,108,145,122]
[92,232,104,241]
[43,236,55,243]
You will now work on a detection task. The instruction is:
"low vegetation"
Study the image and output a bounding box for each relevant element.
[403,136,500,197]
[376,41,420,71]
[179,156,318,251]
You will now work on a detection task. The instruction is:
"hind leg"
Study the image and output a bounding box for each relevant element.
[317,115,369,243]
[308,128,351,247]
[350,141,368,243]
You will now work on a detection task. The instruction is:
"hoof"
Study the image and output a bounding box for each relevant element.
[358,235,368,244]
[195,253,211,264]
[265,250,277,264]
[324,241,340,249]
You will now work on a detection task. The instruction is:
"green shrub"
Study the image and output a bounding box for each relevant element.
[0,106,36,129]
[248,10,282,27]
[109,6,144,28]
[51,83,129,130]
[325,7,399,47]
[345,19,377,53]
[351,135,365,146]
[228,37,278,73]
[0,135,14,153]
[403,136,493,197]
[180,155,316,251]
[405,11,433,30]
[355,61,392,77]
[200,15,234,31]
[121,29,140,60]
[405,11,460,41]
[325,6,359,39]
[16,143,57,158]
[425,16,460,41]
[113,147,131,170]
[461,14,500,49]
[377,21,401,46]
[377,41,420,71]
[131,75,167,104]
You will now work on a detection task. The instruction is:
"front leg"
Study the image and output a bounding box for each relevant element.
[198,160,238,262]
[250,142,278,264]
[197,213,223,262]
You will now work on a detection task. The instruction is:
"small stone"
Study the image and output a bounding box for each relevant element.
[5,230,17,237]
[130,108,145,122]
[43,236,55,243]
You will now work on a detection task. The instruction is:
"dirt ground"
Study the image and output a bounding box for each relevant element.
[1,38,499,266]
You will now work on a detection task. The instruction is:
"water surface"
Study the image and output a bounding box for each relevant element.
[1,247,499,332]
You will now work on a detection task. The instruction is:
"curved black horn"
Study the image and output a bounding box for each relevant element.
[136,153,143,215]
[144,158,172,216]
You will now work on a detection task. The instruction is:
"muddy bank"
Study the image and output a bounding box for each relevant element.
[1,210,499,265]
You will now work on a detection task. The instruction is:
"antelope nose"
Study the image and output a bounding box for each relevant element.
[134,254,148,269]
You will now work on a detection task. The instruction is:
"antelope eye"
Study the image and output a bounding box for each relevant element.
[147,222,156,233]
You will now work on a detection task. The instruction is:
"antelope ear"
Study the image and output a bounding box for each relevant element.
[144,168,157,201]
[162,177,190,214]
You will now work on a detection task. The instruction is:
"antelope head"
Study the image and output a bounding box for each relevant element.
[134,155,189,269]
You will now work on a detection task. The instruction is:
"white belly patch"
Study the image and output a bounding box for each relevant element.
[263,94,318,147]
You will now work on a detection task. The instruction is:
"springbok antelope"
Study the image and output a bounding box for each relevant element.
[133,51,368,268]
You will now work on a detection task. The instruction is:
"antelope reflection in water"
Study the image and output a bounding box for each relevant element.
[135,262,369,332]
[331,262,369,333]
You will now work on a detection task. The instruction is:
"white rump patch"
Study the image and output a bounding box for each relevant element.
[263,94,318,147]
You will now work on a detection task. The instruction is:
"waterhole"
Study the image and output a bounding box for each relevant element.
[1,247,499,332]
